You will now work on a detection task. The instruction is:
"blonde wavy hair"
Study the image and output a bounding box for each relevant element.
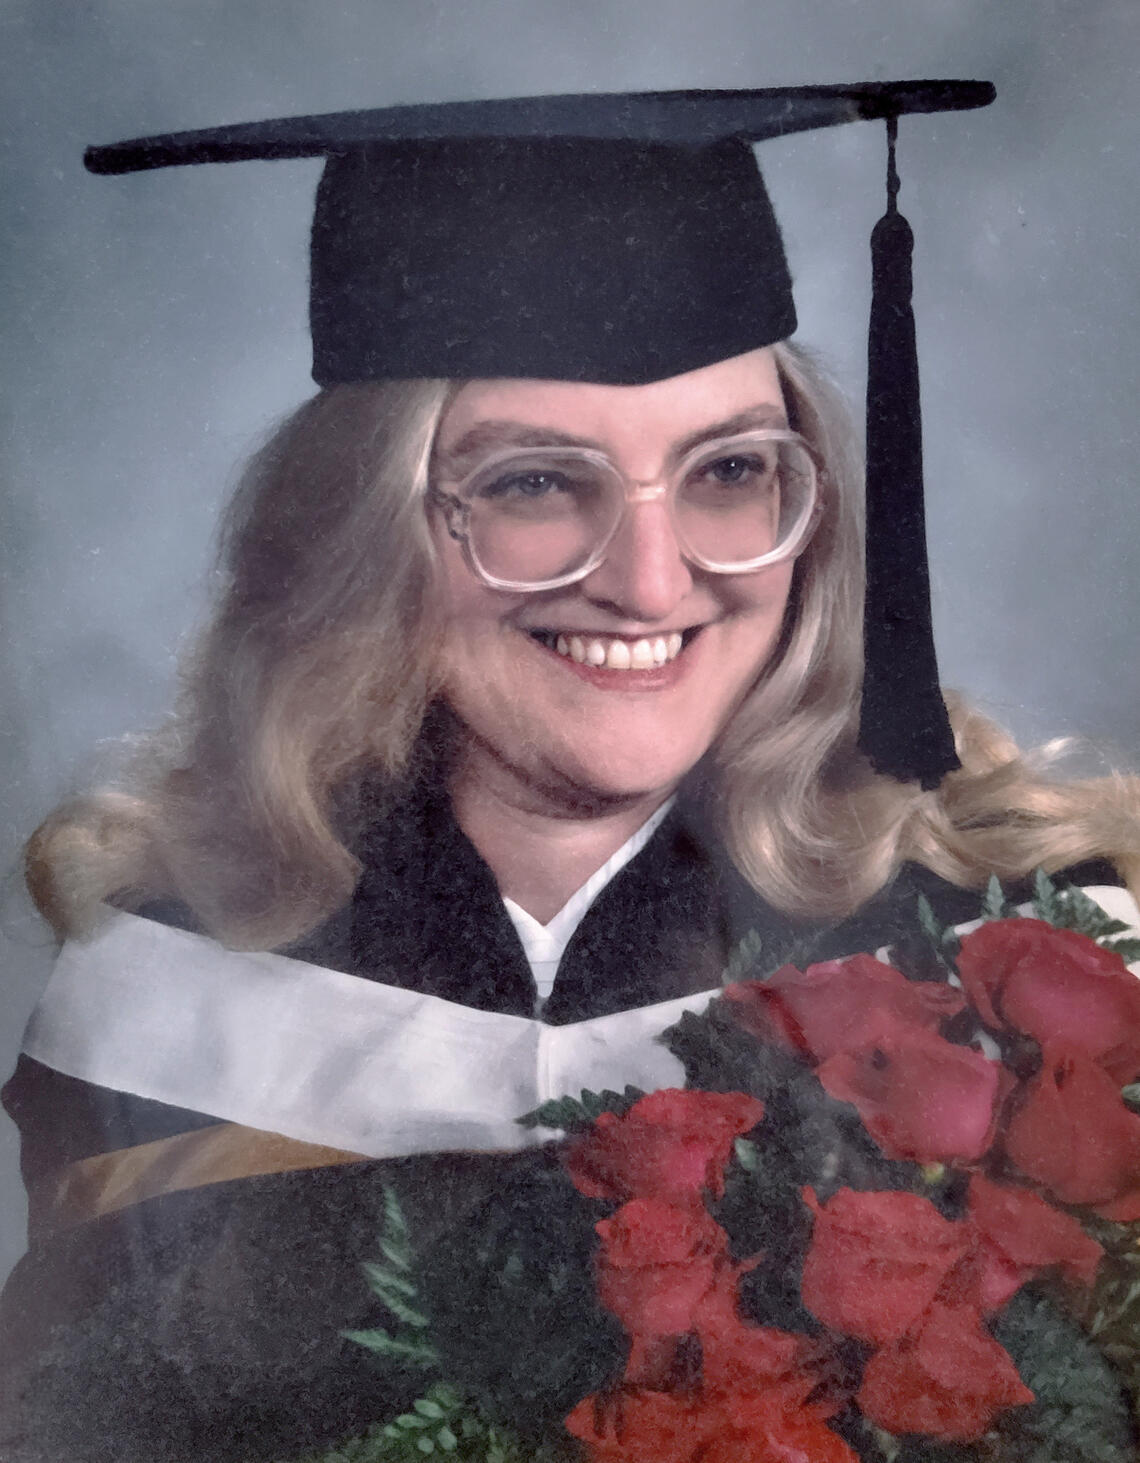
[27,345,1140,947]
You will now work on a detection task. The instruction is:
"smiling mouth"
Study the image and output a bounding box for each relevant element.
[527,628,700,671]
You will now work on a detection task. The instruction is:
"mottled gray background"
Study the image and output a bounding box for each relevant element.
[1,0,1137,1280]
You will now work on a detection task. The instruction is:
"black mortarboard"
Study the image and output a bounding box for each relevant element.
[85,82,996,787]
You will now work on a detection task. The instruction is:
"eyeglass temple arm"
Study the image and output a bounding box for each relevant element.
[427,486,470,541]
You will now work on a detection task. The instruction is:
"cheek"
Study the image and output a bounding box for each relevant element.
[432,542,533,720]
[734,560,796,615]
[432,527,511,635]
[703,570,797,715]
[721,565,796,653]
[432,525,476,615]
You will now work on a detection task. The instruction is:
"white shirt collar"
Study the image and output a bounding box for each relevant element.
[502,797,675,1010]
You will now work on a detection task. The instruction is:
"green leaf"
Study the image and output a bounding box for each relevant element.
[982,874,1011,921]
[991,1285,1135,1462]
[916,892,946,946]
[721,928,765,985]
[342,1186,441,1370]
[1073,1215,1140,1423]
[1032,867,1062,924]
[341,1329,438,1367]
[339,1326,397,1352]
[382,1187,410,1244]
[371,1190,417,1277]
[1028,883,1140,961]
[378,1239,414,1272]
[515,1094,587,1132]
[1054,885,1131,939]
[362,1262,420,1300]
[734,1137,760,1172]
[266,1378,584,1461]
[516,1084,644,1131]
[363,1276,430,1329]
[867,1424,903,1462]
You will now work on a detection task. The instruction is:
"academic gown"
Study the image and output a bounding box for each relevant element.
[0,779,1119,1463]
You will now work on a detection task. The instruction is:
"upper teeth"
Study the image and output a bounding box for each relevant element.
[551,632,684,670]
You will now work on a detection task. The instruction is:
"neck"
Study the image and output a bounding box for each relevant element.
[449,743,675,924]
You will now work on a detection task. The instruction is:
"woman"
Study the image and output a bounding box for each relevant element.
[2,86,1138,1461]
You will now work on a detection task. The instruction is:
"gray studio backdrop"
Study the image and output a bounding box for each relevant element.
[1,0,1137,1281]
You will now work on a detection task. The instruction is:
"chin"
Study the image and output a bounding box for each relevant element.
[542,738,707,805]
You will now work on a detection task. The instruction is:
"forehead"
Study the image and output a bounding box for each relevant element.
[436,347,787,455]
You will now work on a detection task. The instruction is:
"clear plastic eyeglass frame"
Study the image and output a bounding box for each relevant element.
[428,428,823,593]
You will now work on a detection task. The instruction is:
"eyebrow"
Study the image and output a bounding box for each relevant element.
[672,407,789,458]
[436,405,789,476]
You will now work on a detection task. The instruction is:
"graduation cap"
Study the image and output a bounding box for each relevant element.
[86,81,996,788]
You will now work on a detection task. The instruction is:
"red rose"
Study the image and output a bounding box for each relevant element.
[567,1089,765,1204]
[800,1188,968,1344]
[1004,1043,1140,1218]
[693,1289,812,1394]
[957,919,1140,1084]
[816,1029,1009,1165]
[958,1174,1103,1311]
[857,1301,1034,1441]
[565,1388,715,1463]
[701,1384,859,1463]
[566,1385,860,1463]
[699,1329,812,1401]
[725,955,964,1062]
[595,1198,730,1341]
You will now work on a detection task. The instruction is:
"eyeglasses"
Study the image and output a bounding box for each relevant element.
[429,429,821,593]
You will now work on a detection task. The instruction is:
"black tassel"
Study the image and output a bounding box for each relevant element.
[858,115,961,789]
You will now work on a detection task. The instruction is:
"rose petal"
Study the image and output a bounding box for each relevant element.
[816,1030,1007,1165]
[801,1188,968,1344]
[958,919,1140,1083]
[726,955,964,1064]
[1005,1044,1140,1208]
[858,1303,1034,1442]
[566,1089,764,1204]
[967,1173,1103,1291]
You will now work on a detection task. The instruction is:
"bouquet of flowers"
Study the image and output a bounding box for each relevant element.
[286,876,1140,1463]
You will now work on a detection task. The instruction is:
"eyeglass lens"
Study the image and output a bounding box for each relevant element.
[459,434,816,586]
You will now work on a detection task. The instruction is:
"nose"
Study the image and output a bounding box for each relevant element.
[578,496,693,622]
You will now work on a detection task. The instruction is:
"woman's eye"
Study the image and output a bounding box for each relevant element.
[701,453,775,487]
[478,470,571,500]
[708,456,751,484]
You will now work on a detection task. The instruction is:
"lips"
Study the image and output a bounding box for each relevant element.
[527,629,694,672]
